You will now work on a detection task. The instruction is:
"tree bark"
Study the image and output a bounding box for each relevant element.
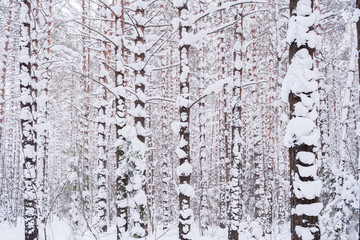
[96,4,111,232]
[356,0,360,237]
[228,6,244,240]
[20,1,39,239]
[114,0,128,239]
[286,1,322,239]
[176,2,194,240]
[133,1,149,236]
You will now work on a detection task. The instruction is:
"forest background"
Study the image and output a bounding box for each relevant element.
[0,0,359,239]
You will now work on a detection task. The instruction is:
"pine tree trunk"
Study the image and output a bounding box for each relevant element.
[96,5,111,232]
[217,1,229,229]
[284,1,322,239]
[199,85,208,236]
[358,0,360,78]
[160,55,170,230]
[197,9,209,235]
[114,1,128,239]
[81,0,90,214]
[133,1,149,236]
[20,1,38,239]
[228,7,243,240]
[355,1,360,237]
[176,1,194,239]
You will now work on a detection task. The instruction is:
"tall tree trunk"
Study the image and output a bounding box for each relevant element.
[175,1,194,239]
[357,0,360,78]
[132,1,149,236]
[96,4,111,232]
[20,1,38,239]
[198,66,208,237]
[356,0,360,236]
[217,3,229,226]
[282,1,322,239]
[81,0,89,141]
[228,6,244,240]
[81,0,90,215]
[197,4,209,235]
[114,0,128,238]
[160,55,170,230]
[250,12,265,224]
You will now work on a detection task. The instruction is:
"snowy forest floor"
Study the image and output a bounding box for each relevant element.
[0,219,292,240]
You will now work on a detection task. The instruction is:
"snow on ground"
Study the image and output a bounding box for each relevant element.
[0,220,227,240]
[0,220,291,240]
[0,221,23,240]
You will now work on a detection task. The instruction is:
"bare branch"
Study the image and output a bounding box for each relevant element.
[73,20,117,46]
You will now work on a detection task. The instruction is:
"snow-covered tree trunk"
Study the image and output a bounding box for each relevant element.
[281,0,322,239]
[356,0,360,235]
[113,0,128,238]
[358,0,360,78]
[96,3,111,232]
[198,61,208,237]
[32,0,41,215]
[175,1,194,239]
[160,55,170,230]
[20,1,38,239]
[249,13,265,225]
[218,91,228,229]
[228,6,243,240]
[218,19,228,228]
[217,2,231,229]
[81,0,90,190]
[146,113,155,234]
[131,1,149,237]
[197,4,209,235]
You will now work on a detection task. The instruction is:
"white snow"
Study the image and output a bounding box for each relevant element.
[296,151,316,165]
[175,148,187,159]
[352,8,360,22]
[177,161,192,176]
[171,121,181,134]
[295,202,323,216]
[284,117,319,147]
[295,226,317,240]
[202,77,232,96]
[297,165,317,178]
[0,220,233,240]
[287,0,321,49]
[281,49,320,102]
[294,174,322,200]
[178,183,195,198]
[119,126,137,140]
[173,0,186,8]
